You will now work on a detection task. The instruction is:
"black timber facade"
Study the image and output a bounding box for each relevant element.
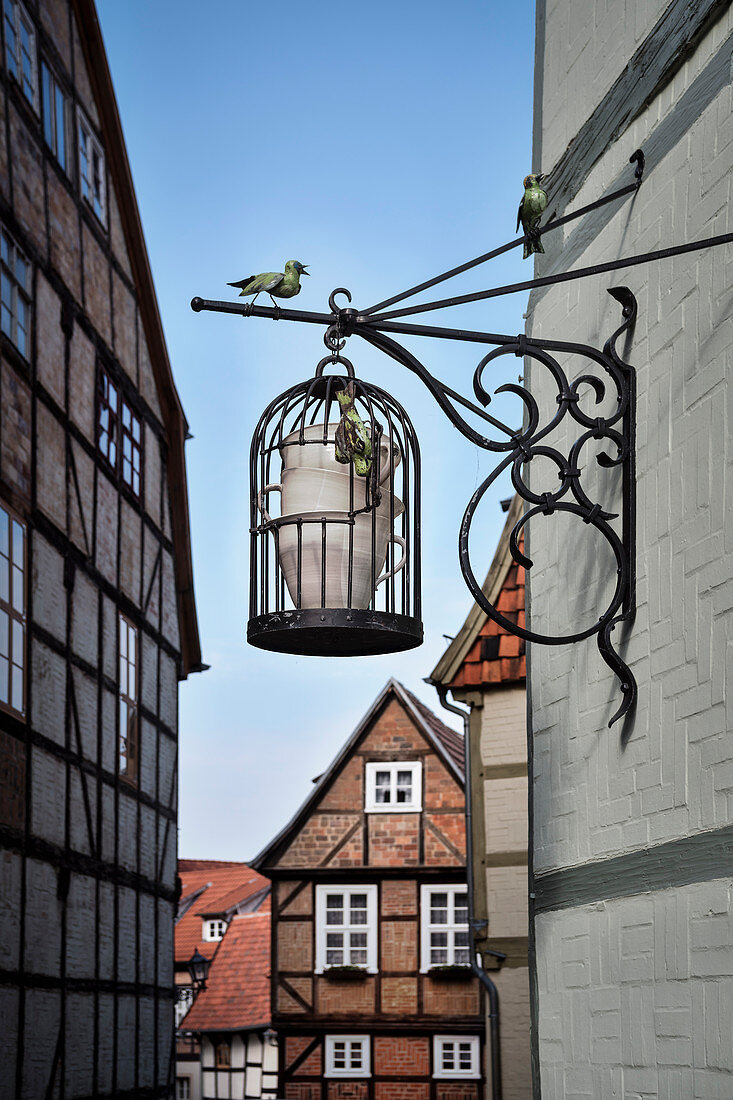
[0,1,201,1096]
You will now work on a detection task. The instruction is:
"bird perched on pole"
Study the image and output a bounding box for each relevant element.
[228,260,309,309]
[517,174,548,258]
[334,382,372,478]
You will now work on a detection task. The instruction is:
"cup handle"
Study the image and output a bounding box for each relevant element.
[376,534,407,587]
[257,484,282,524]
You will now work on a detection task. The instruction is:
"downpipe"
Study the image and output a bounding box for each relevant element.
[433,683,503,1100]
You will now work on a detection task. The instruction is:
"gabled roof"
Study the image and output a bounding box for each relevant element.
[183,910,271,1034]
[251,679,464,871]
[72,0,202,675]
[176,861,270,962]
[430,496,526,690]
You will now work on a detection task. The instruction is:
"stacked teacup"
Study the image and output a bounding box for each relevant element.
[258,422,404,610]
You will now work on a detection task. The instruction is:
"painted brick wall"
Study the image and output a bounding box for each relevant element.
[529,1,733,1094]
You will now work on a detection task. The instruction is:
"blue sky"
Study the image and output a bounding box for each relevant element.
[96,0,536,858]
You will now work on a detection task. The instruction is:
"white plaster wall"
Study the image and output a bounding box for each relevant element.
[529,10,733,876]
[529,2,733,1094]
[536,879,733,1098]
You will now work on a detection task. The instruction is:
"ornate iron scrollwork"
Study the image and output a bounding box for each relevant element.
[355,287,637,728]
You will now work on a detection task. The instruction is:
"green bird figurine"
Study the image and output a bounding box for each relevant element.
[517,174,548,258]
[334,382,372,478]
[228,260,309,309]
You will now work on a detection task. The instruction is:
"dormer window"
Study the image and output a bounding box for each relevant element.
[202,918,226,942]
[364,760,422,812]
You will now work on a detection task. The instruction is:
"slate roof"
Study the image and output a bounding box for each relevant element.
[176,861,270,963]
[430,496,526,690]
[183,910,271,1033]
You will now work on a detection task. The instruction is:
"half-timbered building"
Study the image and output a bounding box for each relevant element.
[0,1,202,1095]
[175,859,272,1100]
[252,678,485,1099]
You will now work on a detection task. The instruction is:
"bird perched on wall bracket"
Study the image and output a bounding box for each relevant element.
[228,260,309,313]
[517,174,548,258]
[334,382,373,479]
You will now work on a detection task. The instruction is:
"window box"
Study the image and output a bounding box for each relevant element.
[364,760,422,812]
[322,965,369,981]
[427,964,473,981]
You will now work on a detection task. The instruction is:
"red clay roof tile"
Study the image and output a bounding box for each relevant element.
[176,861,270,963]
[448,536,526,691]
[183,911,271,1032]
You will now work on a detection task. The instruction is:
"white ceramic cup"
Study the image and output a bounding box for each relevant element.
[272,509,407,610]
[279,421,401,484]
[258,467,404,520]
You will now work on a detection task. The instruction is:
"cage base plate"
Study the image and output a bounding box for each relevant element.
[248,609,423,656]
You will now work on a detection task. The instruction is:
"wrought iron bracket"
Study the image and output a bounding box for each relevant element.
[194,285,638,727]
[190,148,732,728]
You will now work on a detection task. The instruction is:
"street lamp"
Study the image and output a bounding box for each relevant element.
[192,148,733,729]
[187,949,210,992]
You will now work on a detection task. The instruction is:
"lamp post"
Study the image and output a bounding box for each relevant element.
[187,948,211,993]
[192,148,733,730]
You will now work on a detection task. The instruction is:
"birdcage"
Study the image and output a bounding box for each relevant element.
[248,355,422,655]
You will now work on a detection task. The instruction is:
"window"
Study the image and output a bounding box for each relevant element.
[215,1042,230,1068]
[325,1035,370,1078]
[121,400,141,496]
[1,226,31,358]
[0,503,25,717]
[421,884,470,970]
[364,760,422,812]
[175,1079,191,1100]
[433,1035,480,1079]
[175,986,194,1028]
[315,885,377,973]
[202,918,226,942]
[97,369,142,497]
[118,614,138,782]
[41,61,69,172]
[77,108,106,223]
[4,0,37,108]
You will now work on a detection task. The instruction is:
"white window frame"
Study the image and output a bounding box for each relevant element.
[420,884,471,972]
[202,918,226,942]
[1,224,31,358]
[364,760,422,812]
[315,884,377,974]
[77,107,106,224]
[175,1077,191,1100]
[433,1035,480,1079]
[41,59,69,173]
[324,1035,371,1078]
[4,0,38,110]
